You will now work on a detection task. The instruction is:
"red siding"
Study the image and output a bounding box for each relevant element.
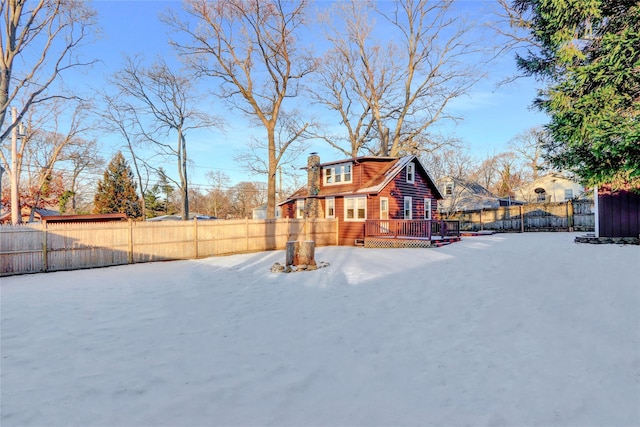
[381,163,439,220]
[281,158,442,245]
[318,159,390,194]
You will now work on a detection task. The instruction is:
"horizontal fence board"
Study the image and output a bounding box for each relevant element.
[1,218,338,276]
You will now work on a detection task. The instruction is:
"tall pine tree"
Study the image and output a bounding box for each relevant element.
[512,0,640,188]
[93,152,142,218]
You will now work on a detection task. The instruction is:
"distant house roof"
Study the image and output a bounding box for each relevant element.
[146,213,216,221]
[0,207,61,224]
[42,213,128,224]
[441,177,496,198]
[436,176,520,211]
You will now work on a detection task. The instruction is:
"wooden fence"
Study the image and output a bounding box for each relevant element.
[0,218,338,276]
[449,200,594,232]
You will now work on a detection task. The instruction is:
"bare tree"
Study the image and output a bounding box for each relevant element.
[187,187,207,215]
[488,0,543,85]
[0,0,97,139]
[205,170,230,218]
[59,138,104,214]
[165,0,318,219]
[508,126,548,181]
[309,0,384,157]
[233,110,312,181]
[2,98,92,220]
[469,152,501,192]
[422,144,481,218]
[100,92,151,219]
[109,55,222,220]
[314,0,484,157]
[494,152,525,198]
[227,181,267,218]
[0,0,97,222]
[419,142,474,183]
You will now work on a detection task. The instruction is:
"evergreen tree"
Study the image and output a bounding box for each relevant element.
[93,152,142,218]
[513,0,640,188]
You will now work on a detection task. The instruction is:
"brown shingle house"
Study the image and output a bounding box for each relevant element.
[279,154,459,246]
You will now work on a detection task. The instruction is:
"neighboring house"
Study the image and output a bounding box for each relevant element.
[595,184,640,239]
[252,204,281,220]
[436,177,516,216]
[0,207,60,224]
[279,153,444,246]
[515,174,585,203]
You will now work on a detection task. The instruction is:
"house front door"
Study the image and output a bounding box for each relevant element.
[380,197,389,234]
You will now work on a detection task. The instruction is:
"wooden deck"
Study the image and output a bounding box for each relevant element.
[364,219,460,248]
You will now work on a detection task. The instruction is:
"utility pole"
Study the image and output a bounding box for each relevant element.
[0,164,4,214]
[11,107,20,225]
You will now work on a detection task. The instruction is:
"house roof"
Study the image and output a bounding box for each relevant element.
[42,213,128,223]
[315,156,399,168]
[438,176,497,198]
[0,207,61,223]
[146,213,215,221]
[280,155,443,205]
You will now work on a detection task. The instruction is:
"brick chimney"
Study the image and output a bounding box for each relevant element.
[305,153,321,218]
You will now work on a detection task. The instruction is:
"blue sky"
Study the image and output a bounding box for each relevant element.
[84,0,548,191]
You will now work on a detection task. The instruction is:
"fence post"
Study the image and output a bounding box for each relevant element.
[194,217,199,258]
[520,205,525,233]
[245,218,249,251]
[567,200,574,232]
[128,219,133,264]
[42,222,48,272]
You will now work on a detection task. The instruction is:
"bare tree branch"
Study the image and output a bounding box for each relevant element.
[164,0,318,218]
[313,0,485,158]
[0,0,98,143]
[105,55,224,220]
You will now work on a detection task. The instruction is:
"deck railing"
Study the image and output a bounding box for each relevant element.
[365,219,460,239]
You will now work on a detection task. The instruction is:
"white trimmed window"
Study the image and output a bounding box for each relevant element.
[404,196,412,220]
[380,197,389,220]
[325,197,335,218]
[406,163,415,183]
[424,198,432,220]
[344,196,366,221]
[323,163,352,185]
[445,182,454,196]
[564,189,573,200]
[296,199,305,219]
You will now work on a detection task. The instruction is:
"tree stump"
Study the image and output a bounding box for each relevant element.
[286,241,316,266]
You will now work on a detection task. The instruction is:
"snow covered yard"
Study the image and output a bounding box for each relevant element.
[1,232,639,427]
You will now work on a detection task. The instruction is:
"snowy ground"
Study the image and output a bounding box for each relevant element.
[1,232,639,427]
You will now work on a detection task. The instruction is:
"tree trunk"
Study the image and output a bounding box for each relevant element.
[285,241,316,266]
